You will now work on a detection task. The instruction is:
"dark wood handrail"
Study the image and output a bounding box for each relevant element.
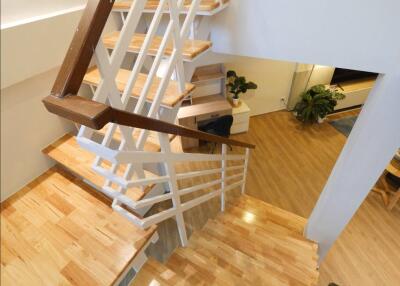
[51,0,115,97]
[42,0,255,150]
[43,95,255,149]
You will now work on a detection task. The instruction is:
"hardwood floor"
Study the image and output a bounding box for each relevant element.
[0,167,157,286]
[232,110,400,285]
[146,109,400,285]
[135,195,319,286]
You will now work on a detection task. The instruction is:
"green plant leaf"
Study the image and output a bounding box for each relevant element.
[246,82,258,89]
[294,84,345,123]
[227,70,237,78]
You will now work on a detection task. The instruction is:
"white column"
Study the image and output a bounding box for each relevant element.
[305,72,400,262]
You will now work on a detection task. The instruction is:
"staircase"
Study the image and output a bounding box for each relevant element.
[133,195,319,286]
[1,0,320,285]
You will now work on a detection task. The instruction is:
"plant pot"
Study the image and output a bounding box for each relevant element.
[395,149,400,161]
[317,116,325,124]
[232,97,240,107]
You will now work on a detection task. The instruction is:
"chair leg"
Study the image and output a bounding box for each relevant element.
[372,187,390,206]
[387,188,400,211]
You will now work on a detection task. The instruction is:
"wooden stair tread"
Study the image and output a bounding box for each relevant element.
[209,217,318,266]
[202,219,319,285]
[96,123,175,152]
[167,249,238,285]
[0,167,157,286]
[113,0,230,13]
[215,212,318,259]
[83,67,195,107]
[42,134,155,201]
[131,196,318,285]
[223,204,318,247]
[130,258,184,286]
[168,247,245,285]
[103,31,212,61]
[188,230,293,286]
[228,194,308,234]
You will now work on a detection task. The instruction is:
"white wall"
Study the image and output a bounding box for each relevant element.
[1,7,84,88]
[211,0,400,74]
[287,64,335,110]
[1,0,86,28]
[0,4,119,201]
[224,56,296,116]
[1,68,75,201]
[199,52,296,116]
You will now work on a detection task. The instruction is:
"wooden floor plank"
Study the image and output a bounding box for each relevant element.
[231,110,400,285]
[139,110,399,286]
[131,194,318,285]
[0,167,157,286]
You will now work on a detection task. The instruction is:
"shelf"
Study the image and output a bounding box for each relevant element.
[191,72,225,84]
[191,63,225,84]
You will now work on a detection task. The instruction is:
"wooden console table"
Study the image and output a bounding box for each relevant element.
[178,99,232,149]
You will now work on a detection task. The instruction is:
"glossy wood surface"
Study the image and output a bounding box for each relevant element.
[143,110,399,286]
[103,32,212,61]
[43,94,113,130]
[0,167,157,286]
[232,110,400,285]
[83,67,195,107]
[43,95,255,148]
[132,195,319,285]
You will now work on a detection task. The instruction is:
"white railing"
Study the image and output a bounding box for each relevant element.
[74,0,250,246]
[79,132,251,246]
[77,0,201,204]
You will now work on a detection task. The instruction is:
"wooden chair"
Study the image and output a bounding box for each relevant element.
[372,159,400,211]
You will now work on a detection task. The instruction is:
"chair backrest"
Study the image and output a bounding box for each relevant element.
[199,115,233,138]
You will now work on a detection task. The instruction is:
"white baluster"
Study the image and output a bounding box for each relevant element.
[221,144,227,211]
[241,148,250,194]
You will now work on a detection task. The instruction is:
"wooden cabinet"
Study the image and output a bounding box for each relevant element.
[231,101,250,134]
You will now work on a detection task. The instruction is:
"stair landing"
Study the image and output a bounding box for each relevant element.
[0,167,157,286]
[132,195,319,285]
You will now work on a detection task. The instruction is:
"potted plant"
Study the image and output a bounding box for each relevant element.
[294,84,345,123]
[226,70,258,106]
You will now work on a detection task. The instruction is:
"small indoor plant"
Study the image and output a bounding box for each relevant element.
[294,84,345,123]
[226,70,257,106]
